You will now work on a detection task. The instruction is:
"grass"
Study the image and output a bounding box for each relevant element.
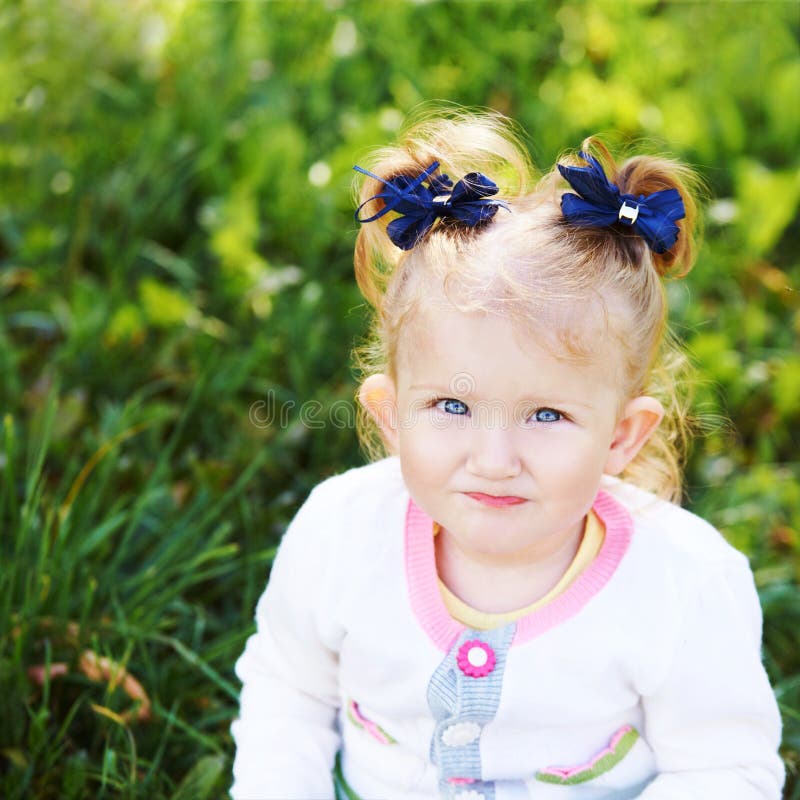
[0,376,275,799]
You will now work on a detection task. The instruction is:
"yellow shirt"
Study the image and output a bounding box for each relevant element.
[438,511,605,630]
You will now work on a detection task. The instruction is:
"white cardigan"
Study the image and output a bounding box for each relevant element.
[231,457,784,799]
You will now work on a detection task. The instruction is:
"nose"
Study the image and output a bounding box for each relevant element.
[465,424,522,481]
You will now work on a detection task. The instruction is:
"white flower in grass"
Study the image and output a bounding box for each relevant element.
[308,162,332,187]
[441,721,481,747]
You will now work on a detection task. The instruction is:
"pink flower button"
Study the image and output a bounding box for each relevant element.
[456,640,496,678]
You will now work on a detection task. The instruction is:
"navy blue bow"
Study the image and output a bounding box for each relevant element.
[354,161,508,250]
[557,152,685,254]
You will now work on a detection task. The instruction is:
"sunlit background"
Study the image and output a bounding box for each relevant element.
[1,1,798,796]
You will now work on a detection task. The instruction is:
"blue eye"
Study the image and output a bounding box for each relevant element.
[436,398,469,415]
[533,408,562,423]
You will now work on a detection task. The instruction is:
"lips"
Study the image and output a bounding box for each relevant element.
[465,492,527,508]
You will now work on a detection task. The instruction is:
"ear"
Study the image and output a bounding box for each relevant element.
[358,374,400,453]
[604,396,664,476]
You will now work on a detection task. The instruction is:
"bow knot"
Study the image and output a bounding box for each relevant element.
[354,161,508,250]
[557,152,685,254]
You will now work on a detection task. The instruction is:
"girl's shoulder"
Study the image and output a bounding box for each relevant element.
[272,457,408,586]
[600,476,749,573]
[599,478,767,682]
[304,455,406,510]
[287,456,408,547]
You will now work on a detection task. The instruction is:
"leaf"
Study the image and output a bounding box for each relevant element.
[687,332,741,385]
[105,304,146,346]
[170,754,226,800]
[772,356,800,419]
[138,277,199,328]
[90,703,127,727]
[736,160,800,255]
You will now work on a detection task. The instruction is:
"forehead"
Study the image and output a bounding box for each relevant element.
[398,230,614,334]
[395,265,616,360]
[396,302,621,397]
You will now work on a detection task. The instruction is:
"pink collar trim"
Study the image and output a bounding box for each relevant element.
[404,490,633,651]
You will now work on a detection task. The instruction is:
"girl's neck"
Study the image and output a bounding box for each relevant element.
[434,518,586,615]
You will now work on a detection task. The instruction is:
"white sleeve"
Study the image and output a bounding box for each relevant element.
[230,487,343,800]
[637,560,784,799]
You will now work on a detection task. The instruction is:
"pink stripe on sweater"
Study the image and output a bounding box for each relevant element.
[404,490,633,651]
[540,725,634,778]
[405,500,463,651]
[348,700,392,745]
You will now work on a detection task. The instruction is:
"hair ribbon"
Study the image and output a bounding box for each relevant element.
[557,152,685,254]
[353,161,508,250]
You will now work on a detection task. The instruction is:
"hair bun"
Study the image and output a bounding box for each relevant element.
[606,144,701,278]
[557,138,701,278]
[353,109,534,309]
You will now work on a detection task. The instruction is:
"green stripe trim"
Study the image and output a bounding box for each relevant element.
[535,727,640,785]
[346,701,397,744]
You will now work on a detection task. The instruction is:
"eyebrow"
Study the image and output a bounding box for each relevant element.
[409,384,457,392]
[407,384,596,409]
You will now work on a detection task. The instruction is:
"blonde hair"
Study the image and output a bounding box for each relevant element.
[353,109,701,502]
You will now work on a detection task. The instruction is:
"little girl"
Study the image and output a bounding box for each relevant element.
[231,111,784,799]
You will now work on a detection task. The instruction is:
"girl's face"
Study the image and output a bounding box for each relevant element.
[362,304,662,569]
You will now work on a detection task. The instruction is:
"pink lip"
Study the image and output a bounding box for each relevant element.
[466,492,527,508]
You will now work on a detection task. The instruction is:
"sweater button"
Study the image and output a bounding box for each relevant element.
[456,640,496,678]
[442,721,481,747]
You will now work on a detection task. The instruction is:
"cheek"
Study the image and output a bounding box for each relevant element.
[398,424,461,480]
[398,447,442,502]
[531,430,612,477]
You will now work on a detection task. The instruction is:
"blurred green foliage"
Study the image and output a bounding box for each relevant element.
[0,0,798,797]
